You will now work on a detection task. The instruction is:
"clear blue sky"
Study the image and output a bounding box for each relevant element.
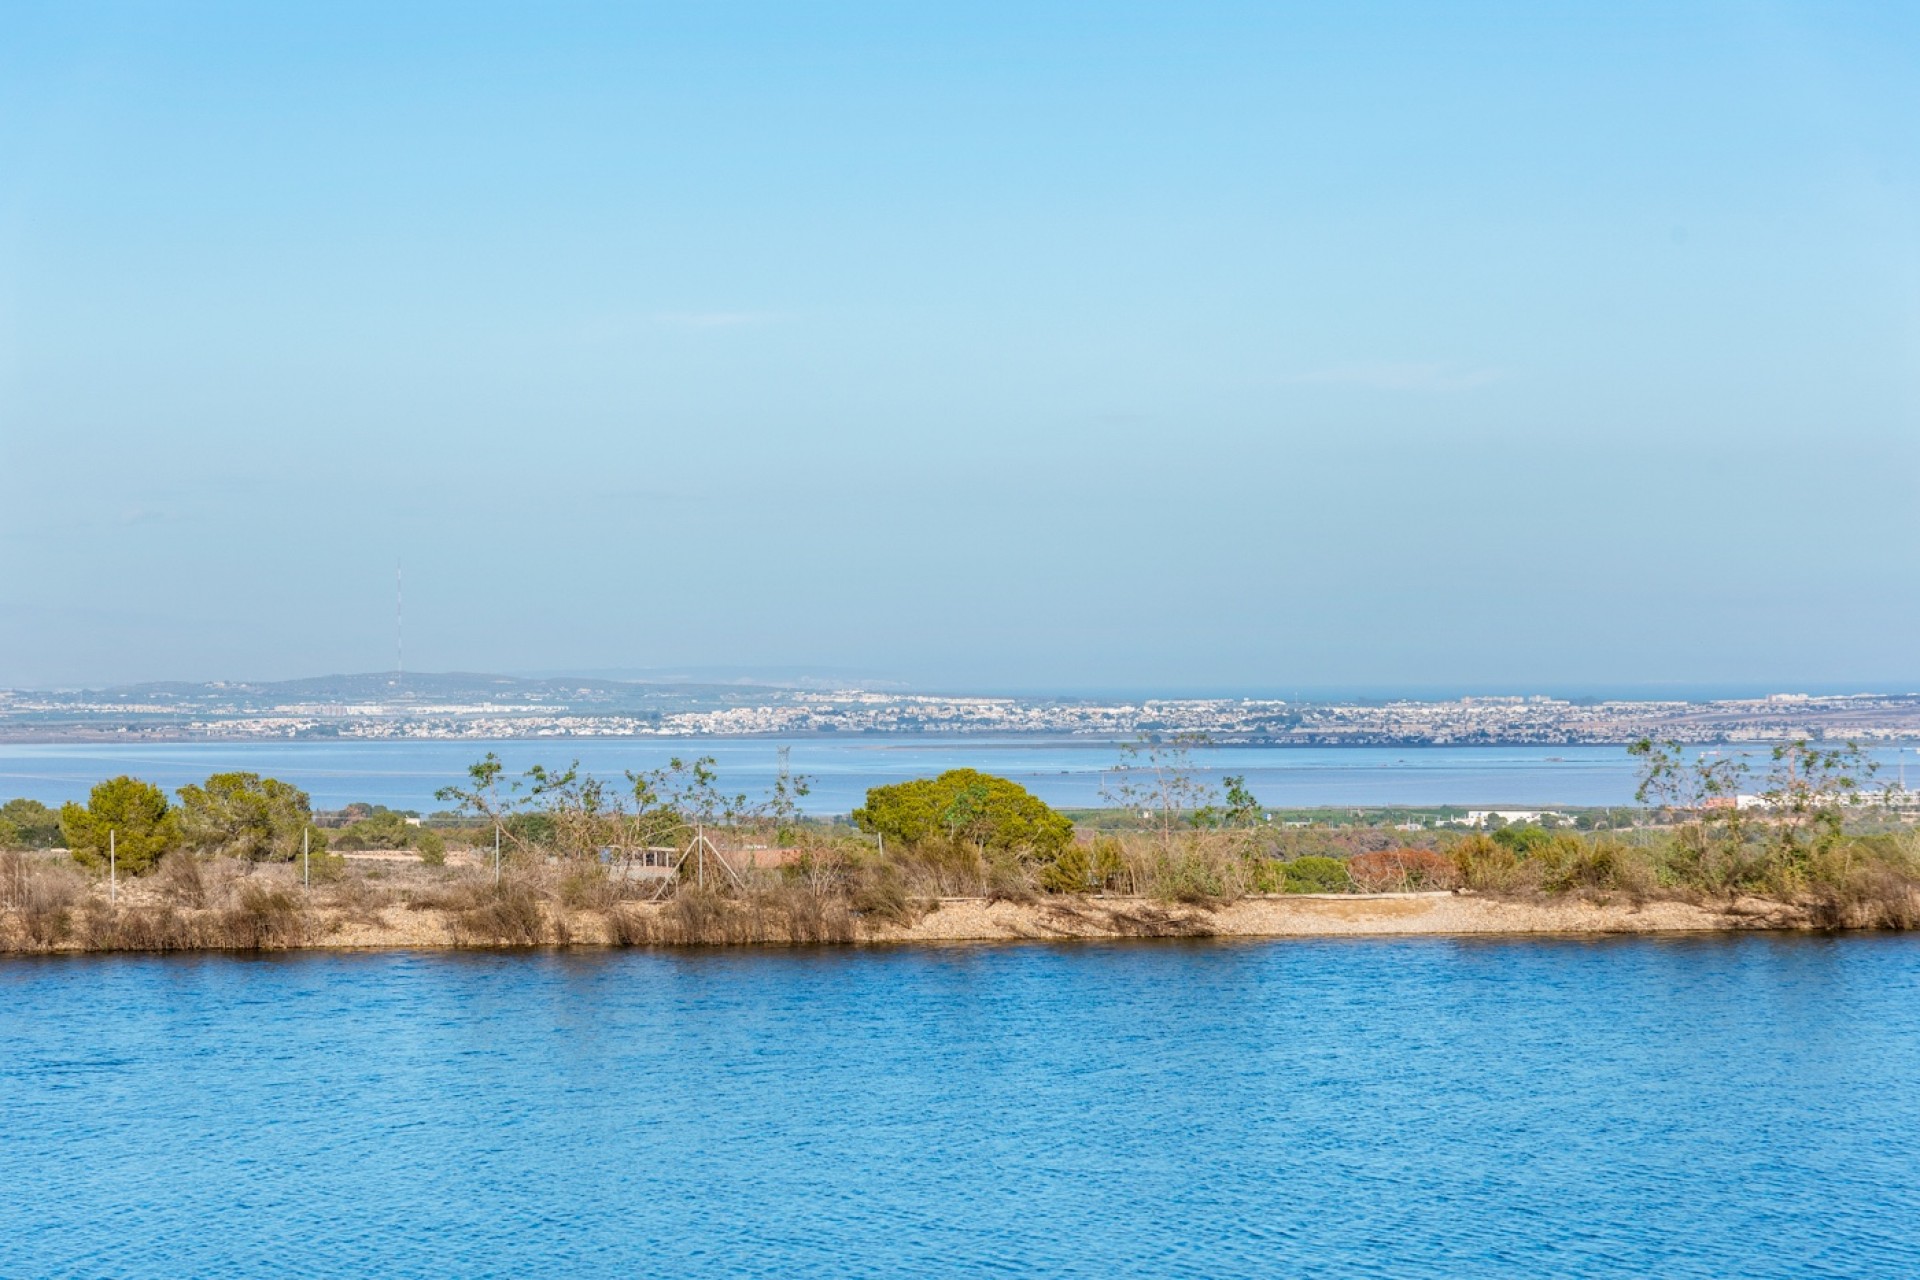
[1,2,1916,693]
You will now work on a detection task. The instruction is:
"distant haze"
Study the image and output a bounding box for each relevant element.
[2,3,1917,692]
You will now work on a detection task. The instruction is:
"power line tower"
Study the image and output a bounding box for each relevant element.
[649,823,745,899]
[394,562,404,682]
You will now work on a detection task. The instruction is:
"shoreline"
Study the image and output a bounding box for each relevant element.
[1,891,1824,954]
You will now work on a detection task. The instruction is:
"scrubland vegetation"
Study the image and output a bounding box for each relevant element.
[2,736,1917,951]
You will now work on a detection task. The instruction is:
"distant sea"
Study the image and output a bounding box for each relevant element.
[4,736,1919,813]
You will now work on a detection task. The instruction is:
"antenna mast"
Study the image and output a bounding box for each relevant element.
[395,562,404,680]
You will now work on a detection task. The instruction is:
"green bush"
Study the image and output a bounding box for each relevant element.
[1491,824,1556,856]
[1282,855,1351,894]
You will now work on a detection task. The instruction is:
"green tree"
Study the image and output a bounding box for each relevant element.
[853,769,1073,856]
[176,772,325,862]
[333,808,443,861]
[59,776,178,874]
[0,799,63,849]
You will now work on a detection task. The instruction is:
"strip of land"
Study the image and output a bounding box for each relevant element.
[1,886,1819,954]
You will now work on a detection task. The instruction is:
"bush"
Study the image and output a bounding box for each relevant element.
[218,883,309,949]
[153,851,209,907]
[1283,856,1351,894]
[450,877,548,946]
[1451,833,1521,890]
[2,851,85,947]
[849,863,914,923]
[1348,848,1459,892]
[1491,824,1556,856]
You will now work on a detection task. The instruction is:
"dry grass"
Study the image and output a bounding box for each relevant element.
[153,851,210,907]
[2,851,85,948]
[325,872,396,927]
[446,877,549,946]
[218,882,309,948]
[7,822,1920,953]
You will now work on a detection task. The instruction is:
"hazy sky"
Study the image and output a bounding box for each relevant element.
[2,2,1917,693]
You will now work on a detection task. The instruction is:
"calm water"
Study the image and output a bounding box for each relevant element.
[10,737,1919,813]
[4,937,1919,1277]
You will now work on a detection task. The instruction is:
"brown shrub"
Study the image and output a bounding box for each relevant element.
[153,852,209,907]
[5,854,85,947]
[449,877,548,946]
[605,905,655,946]
[1348,848,1460,892]
[891,839,987,897]
[983,853,1037,904]
[1132,839,1251,905]
[326,872,395,926]
[216,882,310,949]
[0,849,27,910]
[558,865,623,911]
[406,875,492,913]
[762,884,856,944]
[660,887,752,944]
[1805,861,1920,930]
[848,864,916,924]
[601,884,855,947]
[83,900,202,951]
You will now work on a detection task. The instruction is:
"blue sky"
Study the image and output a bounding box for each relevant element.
[1,2,1916,692]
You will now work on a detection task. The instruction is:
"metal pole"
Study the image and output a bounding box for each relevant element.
[697,823,705,889]
[109,828,116,907]
[303,827,310,890]
[494,823,501,884]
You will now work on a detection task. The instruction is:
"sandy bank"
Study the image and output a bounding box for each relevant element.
[0,891,1801,954]
[862,892,1796,943]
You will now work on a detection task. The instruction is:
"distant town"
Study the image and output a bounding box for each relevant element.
[3,673,1918,745]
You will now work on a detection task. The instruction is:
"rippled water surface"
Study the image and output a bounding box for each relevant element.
[5,937,1919,1277]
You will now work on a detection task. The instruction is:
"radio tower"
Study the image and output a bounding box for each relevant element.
[395,562,404,683]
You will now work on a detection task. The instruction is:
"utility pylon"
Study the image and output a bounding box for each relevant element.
[649,822,746,899]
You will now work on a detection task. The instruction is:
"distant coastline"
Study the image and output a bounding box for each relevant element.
[5,672,1920,745]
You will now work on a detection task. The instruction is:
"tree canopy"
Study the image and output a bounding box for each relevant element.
[853,769,1073,855]
[59,776,178,874]
[0,798,62,850]
[176,772,324,862]
[332,807,442,858]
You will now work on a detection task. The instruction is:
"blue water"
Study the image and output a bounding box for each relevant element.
[9,737,1918,813]
[4,937,1918,1277]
